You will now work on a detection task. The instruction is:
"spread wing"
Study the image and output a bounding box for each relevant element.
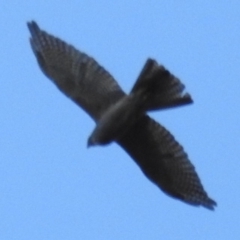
[27,21,124,121]
[27,21,216,210]
[117,115,216,209]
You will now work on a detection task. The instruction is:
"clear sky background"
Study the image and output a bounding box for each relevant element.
[1,1,240,239]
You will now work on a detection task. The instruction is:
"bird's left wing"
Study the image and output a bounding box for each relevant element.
[27,21,124,121]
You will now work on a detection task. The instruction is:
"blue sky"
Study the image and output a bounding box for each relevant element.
[1,1,240,239]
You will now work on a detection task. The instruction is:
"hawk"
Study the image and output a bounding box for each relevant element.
[27,21,216,210]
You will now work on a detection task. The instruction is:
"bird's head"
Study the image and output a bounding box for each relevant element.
[87,135,98,148]
[87,131,112,148]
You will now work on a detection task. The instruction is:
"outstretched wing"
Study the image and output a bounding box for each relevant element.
[27,21,124,121]
[118,115,216,209]
[28,21,216,210]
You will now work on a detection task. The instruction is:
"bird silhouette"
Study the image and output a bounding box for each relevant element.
[27,21,216,210]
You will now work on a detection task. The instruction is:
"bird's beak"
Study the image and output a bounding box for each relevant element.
[87,136,96,148]
[87,138,92,148]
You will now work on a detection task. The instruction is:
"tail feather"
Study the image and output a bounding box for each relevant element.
[131,59,193,111]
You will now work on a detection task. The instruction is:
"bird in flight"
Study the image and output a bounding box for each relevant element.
[27,21,216,210]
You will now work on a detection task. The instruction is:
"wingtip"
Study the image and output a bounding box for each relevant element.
[145,58,158,67]
[187,197,217,211]
[27,20,40,36]
[183,93,194,104]
[27,20,38,27]
[205,198,217,211]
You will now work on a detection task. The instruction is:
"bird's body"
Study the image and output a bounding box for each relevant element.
[27,21,216,210]
[88,58,193,146]
[88,94,142,146]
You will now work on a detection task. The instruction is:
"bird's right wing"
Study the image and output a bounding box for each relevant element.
[117,115,216,210]
[27,21,125,121]
[131,59,193,111]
